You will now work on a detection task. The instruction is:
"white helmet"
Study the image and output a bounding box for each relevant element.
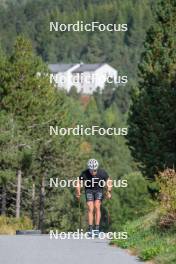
[87,159,99,170]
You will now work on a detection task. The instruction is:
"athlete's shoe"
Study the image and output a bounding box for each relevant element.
[87,231,93,237]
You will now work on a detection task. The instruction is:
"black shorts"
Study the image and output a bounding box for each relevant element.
[85,189,103,202]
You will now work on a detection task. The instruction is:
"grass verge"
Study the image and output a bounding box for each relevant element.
[110,211,176,264]
[0,216,33,235]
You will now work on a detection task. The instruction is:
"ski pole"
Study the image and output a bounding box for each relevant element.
[107,204,110,226]
[106,192,111,227]
[78,197,82,231]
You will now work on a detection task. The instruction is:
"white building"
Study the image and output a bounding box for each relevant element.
[49,63,117,94]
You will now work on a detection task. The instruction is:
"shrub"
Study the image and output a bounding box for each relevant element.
[156,168,176,229]
[140,245,161,260]
[108,171,151,231]
[0,216,32,234]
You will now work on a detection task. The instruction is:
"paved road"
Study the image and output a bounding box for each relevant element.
[0,235,143,264]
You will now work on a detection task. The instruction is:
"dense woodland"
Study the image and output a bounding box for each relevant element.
[0,0,176,244]
[0,0,154,80]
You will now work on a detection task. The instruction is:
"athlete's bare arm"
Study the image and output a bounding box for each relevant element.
[106,178,112,199]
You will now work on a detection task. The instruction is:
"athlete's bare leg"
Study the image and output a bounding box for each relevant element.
[94,200,101,225]
[87,201,94,225]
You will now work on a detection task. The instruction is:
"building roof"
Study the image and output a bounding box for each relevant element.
[48,63,112,74]
[72,63,105,73]
[48,64,77,73]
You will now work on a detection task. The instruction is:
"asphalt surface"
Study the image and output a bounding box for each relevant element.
[0,235,144,264]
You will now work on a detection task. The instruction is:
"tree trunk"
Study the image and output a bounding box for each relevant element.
[31,176,36,227]
[16,169,22,218]
[1,184,7,215]
[38,174,45,232]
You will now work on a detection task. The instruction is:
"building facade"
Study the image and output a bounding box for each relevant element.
[49,63,117,94]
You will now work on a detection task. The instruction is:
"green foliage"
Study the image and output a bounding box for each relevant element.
[111,211,176,263]
[0,35,137,231]
[91,83,135,180]
[140,245,161,260]
[106,172,151,231]
[0,0,155,232]
[127,0,176,179]
[0,36,89,229]
[0,0,153,84]
[0,216,32,234]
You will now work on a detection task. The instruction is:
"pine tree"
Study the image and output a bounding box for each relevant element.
[127,0,176,179]
[0,36,88,227]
